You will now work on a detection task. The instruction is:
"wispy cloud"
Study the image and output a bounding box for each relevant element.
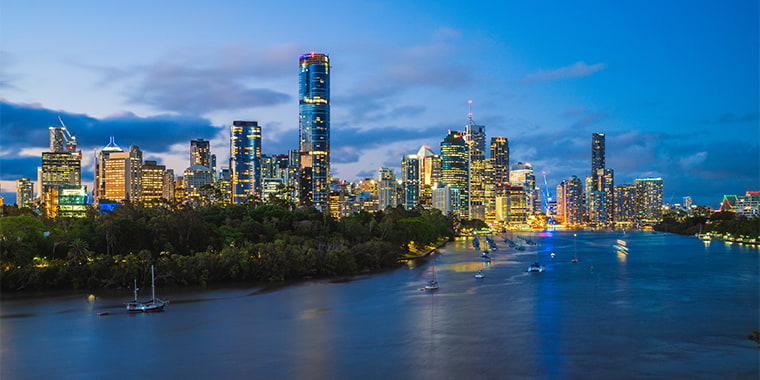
[84,43,305,115]
[701,112,759,124]
[522,62,607,84]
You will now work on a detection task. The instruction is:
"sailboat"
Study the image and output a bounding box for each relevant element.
[424,260,439,290]
[126,265,168,312]
[527,233,545,272]
[571,233,579,263]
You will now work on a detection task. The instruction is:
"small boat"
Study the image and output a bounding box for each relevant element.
[126,265,168,312]
[550,252,556,258]
[528,262,545,273]
[571,233,579,263]
[481,251,490,258]
[474,270,485,279]
[424,261,439,291]
[612,240,629,255]
[97,312,110,316]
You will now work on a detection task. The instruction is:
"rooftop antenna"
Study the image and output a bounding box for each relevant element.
[467,99,474,124]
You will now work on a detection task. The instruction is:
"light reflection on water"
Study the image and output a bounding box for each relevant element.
[1,231,758,379]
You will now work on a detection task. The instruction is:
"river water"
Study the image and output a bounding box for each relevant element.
[2,231,758,379]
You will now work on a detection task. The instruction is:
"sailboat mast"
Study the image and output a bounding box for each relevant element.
[151,265,156,301]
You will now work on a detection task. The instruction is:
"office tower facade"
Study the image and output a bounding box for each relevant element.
[16,178,34,208]
[190,139,211,168]
[489,137,509,185]
[416,145,439,207]
[556,175,583,225]
[56,185,87,218]
[440,130,469,218]
[598,168,615,224]
[591,132,605,188]
[40,121,83,217]
[141,160,166,203]
[163,169,176,201]
[230,121,262,204]
[298,52,330,209]
[634,177,663,223]
[401,154,420,210]
[183,164,215,205]
[510,162,537,214]
[99,145,143,203]
[432,184,460,216]
[95,137,123,202]
[465,110,486,221]
[377,167,397,211]
[614,184,636,224]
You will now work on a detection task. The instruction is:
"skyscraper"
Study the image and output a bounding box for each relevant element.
[190,139,211,169]
[556,175,583,225]
[95,137,124,203]
[401,154,420,210]
[40,119,83,217]
[377,167,397,211]
[634,177,663,224]
[99,145,143,203]
[16,178,34,208]
[465,105,486,221]
[591,132,605,189]
[440,130,469,218]
[230,121,262,204]
[141,160,166,203]
[298,52,330,209]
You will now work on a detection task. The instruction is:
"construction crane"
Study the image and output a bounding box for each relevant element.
[56,115,77,151]
[542,171,555,224]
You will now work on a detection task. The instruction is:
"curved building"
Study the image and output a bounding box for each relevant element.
[298,52,330,209]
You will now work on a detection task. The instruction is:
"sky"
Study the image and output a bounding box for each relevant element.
[1,0,758,208]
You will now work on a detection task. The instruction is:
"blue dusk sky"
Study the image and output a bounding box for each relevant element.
[1,1,757,207]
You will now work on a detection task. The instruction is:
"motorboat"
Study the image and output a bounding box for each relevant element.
[527,262,545,273]
[613,240,629,255]
[474,270,485,279]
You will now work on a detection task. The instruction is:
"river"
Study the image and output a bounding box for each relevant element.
[2,231,758,379]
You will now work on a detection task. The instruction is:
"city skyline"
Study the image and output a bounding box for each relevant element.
[1,1,758,207]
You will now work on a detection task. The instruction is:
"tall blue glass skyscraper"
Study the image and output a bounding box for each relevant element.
[230,121,261,204]
[440,130,469,218]
[298,52,330,209]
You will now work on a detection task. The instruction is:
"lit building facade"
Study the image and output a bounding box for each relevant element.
[510,162,537,214]
[591,132,605,189]
[416,146,439,208]
[230,121,262,204]
[432,184,460,216]
[298,52,330,209]
[556,175,583,225]
[184,164,215,205]
[99,145,143,203]
[16,178,34,208]
[465,112,486,221]
[635,177,663,223]
[401,154,420,210]
[377,167,398,211]
[440,130,469,218]
[190,139,211,169]
[141,160,166,203]
[163,169,176,202]
[614,184,636,224]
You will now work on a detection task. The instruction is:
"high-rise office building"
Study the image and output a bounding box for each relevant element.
[141,160,166,203]
[99,145,143,203]
[416,145,439,207]
[614,184,636,224]
[183,164,215,205]
[401,154,420,210]
[230,121,262,204]
[16,178,34,208]
[556,175,583,225]
[298,52,330,209]
[598,168,615,224]
[591,132,605,188]
[489,137,509,185]
[510,162,537,214]
[40,120,83,217]
[465,106,486,221]
[163,169,176,202]
[440,130,469,218]
[95,137,124,203]
[634,177,663,223]
[377,167,397,211]
[190,139,211,169]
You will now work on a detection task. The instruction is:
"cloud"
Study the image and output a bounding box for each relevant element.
[0,100,222,182]
[701,112,759,125]
[522,62,607,84]
[85,43,305,115]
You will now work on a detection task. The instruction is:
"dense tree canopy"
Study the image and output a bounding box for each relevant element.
[0,203,457,291]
